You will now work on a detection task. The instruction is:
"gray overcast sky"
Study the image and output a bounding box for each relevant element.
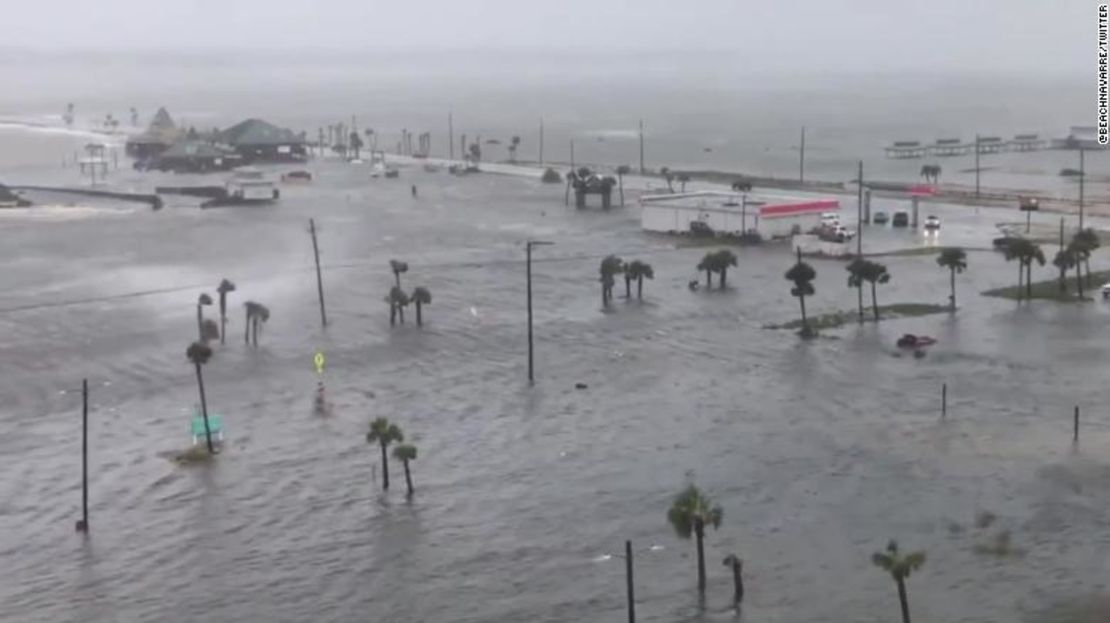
[4,0,1093,75]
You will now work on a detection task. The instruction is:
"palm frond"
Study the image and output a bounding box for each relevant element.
[186,341,212,364]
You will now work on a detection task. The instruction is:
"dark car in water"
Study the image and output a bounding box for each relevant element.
[872,211,889,225]
[892,211,910,227]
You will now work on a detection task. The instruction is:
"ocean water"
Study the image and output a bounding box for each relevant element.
[2,53,1110,623]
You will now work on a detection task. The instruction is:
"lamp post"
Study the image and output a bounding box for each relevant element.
[526,240,554,384]
[594,541,665,623]
[1020,197,1039,234]
[1079,148,1086,230]
[196,293,213,340]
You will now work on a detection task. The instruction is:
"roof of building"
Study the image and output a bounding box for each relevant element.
[150,107,175,130]
[218,118,303,146]
[128,107,182,146]
[640,191,839,217]
[159,140,238,159]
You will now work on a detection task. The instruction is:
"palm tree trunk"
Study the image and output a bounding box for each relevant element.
[390,303,396,326]
[196,305,203,341]
[252,317,259,347]
[624,275,632,298]
[857,283,864,323]
[398,305,405,324]
[1076,262,1085,298]
[704,269,712,288]
[601,284,607,307]
[897,578,911,623]
[219,294,227,345]
[871,281,880,321]
[380,443,390,489]
[1026,262,1033,300]
[1016,261,1024,301]
[949,267,957,311]
[637,276,644,300]
[194,361,213,454]
[719,267,727,289]
[1085,258,1092,286]
[244,310,251,344]
[1059,263,1068,293]
[618,175,625,207]
[415,301,423,326]
[403,459,413,495]
[799,293,809,332]
[694,521,707,593]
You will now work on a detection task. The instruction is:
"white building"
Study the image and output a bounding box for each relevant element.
[640,191,840,239]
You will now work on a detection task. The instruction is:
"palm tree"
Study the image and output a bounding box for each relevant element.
[660,167,675,192]
[508,135,521,162]
[389,259,409,288]
[186,341,215,454]
[677,173,691,193]
[935,248,967,311]
[1009,239,1046,300]
[387,286,410,326]
[1053,245,1077,294]
[411,287,432,326]
[216,279,236,344]
[243,301,269,347]
[871,540,926,623]
[697,252,717,289]
[196,293,213,341]
[722,554,744,608]
[616,165,630,207]
[713,249,738,289]
[846,257,868,323]
[667,484,723,593]
[1068,241,1086,298]
[860,260,891,321]
[785,249,817,337]
[1073,228,1100,286]
[1003,242,1026,300]
[624,260,654,299]
[392,443,418,496]
[366,418,403,489]
[599,255,623,306]
[349,131,364,160]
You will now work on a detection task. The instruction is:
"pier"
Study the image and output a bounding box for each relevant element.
[884,134,1047,159]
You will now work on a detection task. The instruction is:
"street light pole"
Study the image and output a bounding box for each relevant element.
[974,134,981,199]
[1079,148,1086,230]
[526,240,553,384]
[625,540,635,623]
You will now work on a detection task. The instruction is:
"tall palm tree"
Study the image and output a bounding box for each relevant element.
[1073,228,1100,286]
[713,249,738,289]
[667,484,723,593]
[624,260,654,299]
[411,287,432,326]
[196,293,213,341]
[660,167,675,192]
[872,540,926,623]
[387,286,410,326]
[389,259,409,288]
[186,341,215,454]
[1010,239,1046,300]
[392,443,418,496]
[349,131,364,160]
[599,255,623,306]
[677,173,691,193]
[216,279,236,344]
[846,257,868,323]
[1003,241,1026,301]
[243,301,269,347]
[366,418,403,489]
[785,249,817,336]
[935,248,967,311]
[1068,241,1086,298]
[1053,245,1077,294]
[697,252,718,289]
[616,165,630,207]
[861,260,891,321]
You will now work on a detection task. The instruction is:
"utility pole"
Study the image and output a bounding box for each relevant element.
[799,126,806,184]
[77,378,89,533]
[539,117,545,166]
[526,240,553,384]
[448,113,454,161]
[857,160,864,255]
[625,540,635,623]
[974,134,981,199]
[309,218,327,327]
[1079,148,1086,230]
[570,139,576,170]
[638,119,645,174]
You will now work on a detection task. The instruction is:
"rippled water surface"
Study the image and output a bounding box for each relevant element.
[3,146,1110,622]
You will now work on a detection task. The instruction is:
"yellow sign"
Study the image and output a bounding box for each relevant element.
[314,352,326,375]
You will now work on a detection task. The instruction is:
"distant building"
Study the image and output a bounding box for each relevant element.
[125,107,183,159]
[1051,126,1109,150]
[640,191,840,239]
[146,140,242,173]
[216,118,307,163]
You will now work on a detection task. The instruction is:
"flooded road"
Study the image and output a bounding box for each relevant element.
[2,156,1110,623]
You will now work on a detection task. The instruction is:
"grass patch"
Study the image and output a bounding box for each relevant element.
[764,302,949,331]
[982,270,1110,302]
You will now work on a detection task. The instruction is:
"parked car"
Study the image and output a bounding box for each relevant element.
[821,212,840,227]
[892,211,910,227]
[689,220,714,236]
[924,215,941,230]
[1102,283,1110,300]
[993,235,1018,252]
[872,211,889,225]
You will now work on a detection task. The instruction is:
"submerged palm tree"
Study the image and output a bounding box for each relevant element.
[1072,228,1100,286]
[846,257,868,323]
[1053,245,1077,294]
[872,540,926,623]
[389,259,409,288]
[243,301,270,347]
[1007,239,1046,300]
[216,279,236,344]
[616,164,630,207]
[713,249,738,289]
[660,166,675,192]
[387,286,410,326]
[697,252,717,289]
[667,484,723,593]
[935,248,967,311]
[785,249,817,337]
[1068,241,1086,298]
[392,443,418,496]
[599,255,623,306]
[677,173,691,192]
[860,260,891,321]
[366,418,403,490]
[411,287,432,326]
[186,341,215,454]
[196,293,213,341]
[624,260,654,299]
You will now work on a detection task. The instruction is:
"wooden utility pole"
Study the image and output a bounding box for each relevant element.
[526,240,553,383]
[570,140,576,170]
[1079,148,1086,230]
[941,383,947,419]
[974,134,981,199]
[309,218,327,327]
[539,117,545,166]
[77,378,89,532]
[799,126,806,184]
[857,160,864,255]
[448,113,454,160]
[625,540,636,623]
[638,119,645,174]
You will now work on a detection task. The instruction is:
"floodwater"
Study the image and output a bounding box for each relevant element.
[4,134,1110,622]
